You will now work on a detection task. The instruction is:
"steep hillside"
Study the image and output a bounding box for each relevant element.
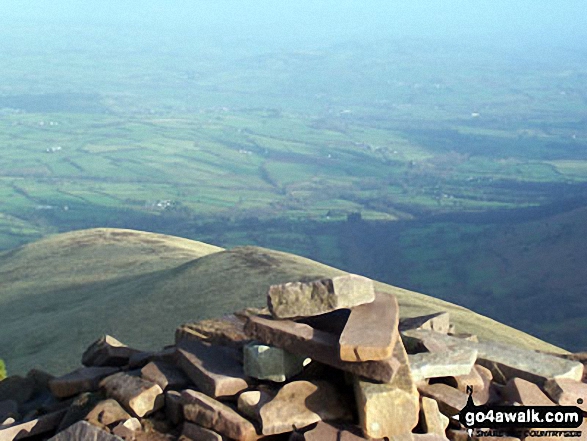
[0,228,567,376]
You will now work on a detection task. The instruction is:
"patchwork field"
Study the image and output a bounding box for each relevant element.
[1,33,587,353]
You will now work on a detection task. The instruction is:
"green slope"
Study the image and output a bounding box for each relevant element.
[0,228,567,376]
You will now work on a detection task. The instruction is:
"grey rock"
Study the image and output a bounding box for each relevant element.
[408,346,477,382]
[267,274,375,319]
[243,343,309,382]
[402,329,584,384]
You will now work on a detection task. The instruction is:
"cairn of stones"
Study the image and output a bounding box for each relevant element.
[0,274,586,441]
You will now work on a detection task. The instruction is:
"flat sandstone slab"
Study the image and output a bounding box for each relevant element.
[259,380,352,435]
[408,347,478,382]
[268,274,375,319]
[244,314,400,383]
[176,339,249,399]
[49,366,119,398]
[339,292,399,362]
[402,329,584,384]
[181,390,257,441]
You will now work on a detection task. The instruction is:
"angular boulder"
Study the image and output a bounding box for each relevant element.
[354,337,420,439]
[140,361,189,391]
[82,335,141,368]
[111,417,141,439]
[99,372,164,418]
[244,314,400,383]
[418,383,468,416]
[339,292,399,362]
[420,397,449,435]
[243,343,309,382]
[176,339,249,398]
[49,366,119,398]
[503,377,555,406]
[408,347,477,382]
[237,389,272,421]
[85,399,131,428]
[267,274,375,319]
[259,380,352,435]
[544,378,587,412]
[181,390,257,441]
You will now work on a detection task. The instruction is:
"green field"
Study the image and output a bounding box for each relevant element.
[1,32,587,351]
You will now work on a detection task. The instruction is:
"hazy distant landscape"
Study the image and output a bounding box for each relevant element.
[1,1,587,354]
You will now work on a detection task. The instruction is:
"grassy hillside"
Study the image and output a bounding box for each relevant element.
[0,228,567,376]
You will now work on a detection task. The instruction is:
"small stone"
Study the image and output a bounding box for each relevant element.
[400,312,450,334]
[140,361,189,391]
[165,391,184,426]
[0,409,66,440]
[82,335,142,367]
[354,337,420,439]
[181,422,223,441]
[181,389,257,441]
[244,314,401,383]
[408,347,477,382]
[420,397,449,435]
[49,366,119,398]
[1,417,15,427]
[259,380,352,435]
[48,420,123,440]
[85,399,132,427]
[112,418,142,439]
[543,378,587,412]
[176,339,249,398]
[267,274,375,319]
[99,372,164,418]
[418,383,468,416]
[244,343,309,382]
[339,292,399,362]
[237,390,272,421]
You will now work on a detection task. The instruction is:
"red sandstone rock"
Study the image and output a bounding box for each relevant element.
[99,373,164,418]
[49,367,119,399]
[181,390,257,441]
[244,314,400,383]
[339,292,399,362]
[176,339,249,399]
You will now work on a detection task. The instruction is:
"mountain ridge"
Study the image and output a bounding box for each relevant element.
[0,228,567,376]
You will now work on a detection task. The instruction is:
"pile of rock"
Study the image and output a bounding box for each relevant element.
[0,273,586,441]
